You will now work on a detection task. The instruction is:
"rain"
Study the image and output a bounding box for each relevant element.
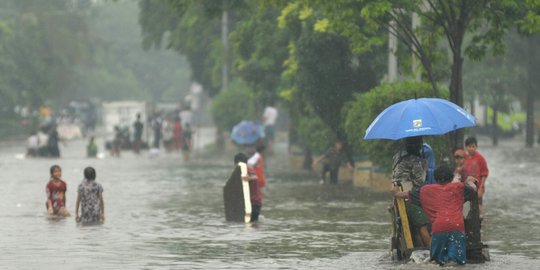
[1,0,540,269]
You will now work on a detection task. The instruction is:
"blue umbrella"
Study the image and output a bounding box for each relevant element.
[231,120,264,145]
[364,98,476,140]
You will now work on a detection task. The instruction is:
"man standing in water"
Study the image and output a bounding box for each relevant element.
[391,136,431,248]
[133,113,144,154]
[312,140,353,185]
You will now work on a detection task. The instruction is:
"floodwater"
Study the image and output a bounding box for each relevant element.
[0,134,539,269]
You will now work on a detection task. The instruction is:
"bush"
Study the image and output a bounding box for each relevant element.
[210,79,257,131]
[296,111,336,154]
[343,81,449,171]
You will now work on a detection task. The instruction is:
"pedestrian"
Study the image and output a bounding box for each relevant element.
[392,164,477,266]
[87,136,98,158]
[312,140,353,184]
[173,116,183,151]
[46,165,71,217]
[133,113,144,154]
[37,126,49,157]
[234,153,262,222]
[182,123,193,161]
[248,145,266,188]
[152,113,162,149]
[111,126,121,157]
[261,102,278,154]
[75,167,104,225]
[47,125,61,158]
[26,131,39,157]
[161,117,174,152]
[463,137,489,214]
[391,136,431,248]
[179,105,193,129]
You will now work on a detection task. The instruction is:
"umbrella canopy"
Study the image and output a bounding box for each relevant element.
[364,98,476,140]
[231,120,264,145]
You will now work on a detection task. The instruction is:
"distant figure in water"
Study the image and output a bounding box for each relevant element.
[87,136,98,158]
[47,126,61,158]
[182,123,193,161]
[26,131,39,157]
[46,165,70,217]
[75,167,104,225]
[111,126,121,157]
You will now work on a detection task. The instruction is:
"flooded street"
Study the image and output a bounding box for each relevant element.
[0,135,539,269]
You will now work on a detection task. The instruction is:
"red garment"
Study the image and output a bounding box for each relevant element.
[414,182,467,234]
[173,121,183,150]
[454,166,469,182]
[253,155,266,188]
[248,167,262,206]
[46,180,67,209]
[463,151,489,189]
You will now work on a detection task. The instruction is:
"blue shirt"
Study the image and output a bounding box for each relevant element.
[422,143,436,184]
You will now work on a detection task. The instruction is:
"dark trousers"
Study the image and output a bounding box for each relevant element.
[321,164,339,184]
[251,204,262,222]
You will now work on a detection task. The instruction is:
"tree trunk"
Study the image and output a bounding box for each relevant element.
[492,106,498,146]
[449,52,465,152]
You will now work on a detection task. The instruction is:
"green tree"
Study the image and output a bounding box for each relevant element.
[230,2,291,106]
[75,0,191,102]
[464,55,524,146]
[139,0,247,97]
[298,0,520,151]
[2,0,94,107]
[210,78,256,131]
[343,81,448,170]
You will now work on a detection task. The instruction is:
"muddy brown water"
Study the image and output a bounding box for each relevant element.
[0,136,538,269]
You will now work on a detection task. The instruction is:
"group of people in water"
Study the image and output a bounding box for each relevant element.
[109,112,194,160]
[390,136,489,266]
[46,165,105,225]
[26,124,62,158]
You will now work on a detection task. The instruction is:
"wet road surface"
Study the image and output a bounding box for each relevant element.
[0,136,538,269]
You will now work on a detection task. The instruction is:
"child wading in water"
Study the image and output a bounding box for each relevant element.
[46,165,71,217]
[75,167,104,225]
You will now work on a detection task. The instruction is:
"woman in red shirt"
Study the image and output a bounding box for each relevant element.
[46,165,71,217]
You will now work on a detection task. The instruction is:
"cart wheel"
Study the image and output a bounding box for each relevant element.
[391,249,400,261]
[391,237,402,261]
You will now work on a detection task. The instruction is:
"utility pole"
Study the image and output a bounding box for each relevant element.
[221,0,229,92]
[388,19,398,82]
[217,0,229,151]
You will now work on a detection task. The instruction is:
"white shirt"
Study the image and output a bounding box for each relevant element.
[28,135,39,149]
[37,132,48,148]
[247,152,261,167]
[179,110,193,128]
[262,106,278,126]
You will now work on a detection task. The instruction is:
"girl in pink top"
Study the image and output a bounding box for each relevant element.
[46,165,71,217]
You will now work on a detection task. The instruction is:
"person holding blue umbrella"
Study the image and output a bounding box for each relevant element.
[392,135,431,248]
